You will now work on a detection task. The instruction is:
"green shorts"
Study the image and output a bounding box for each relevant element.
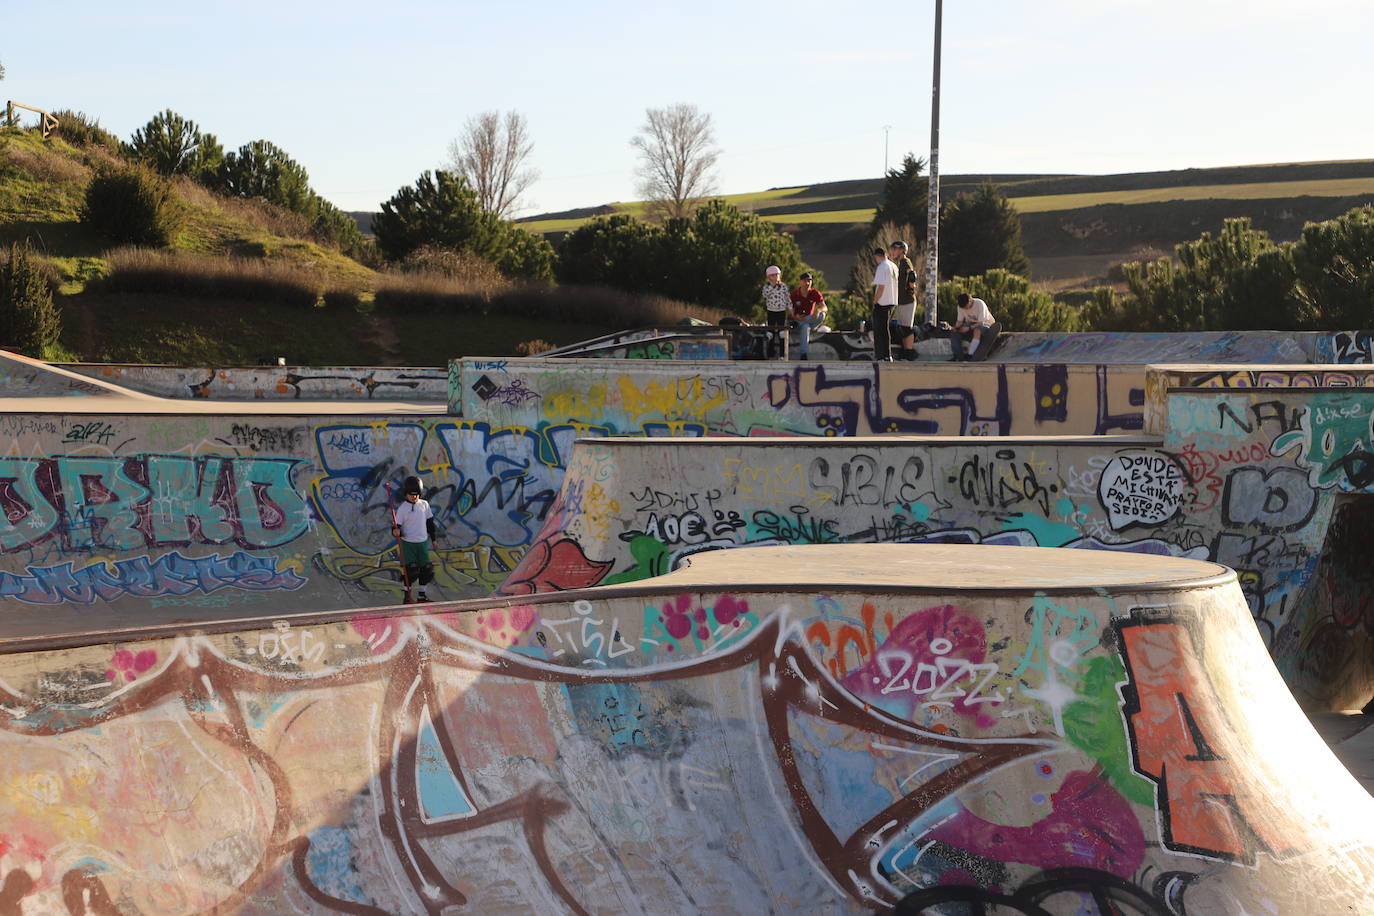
[401,539,430,567]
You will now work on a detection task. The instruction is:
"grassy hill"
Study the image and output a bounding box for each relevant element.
[0,128,623,365]
[518,160,1374,289]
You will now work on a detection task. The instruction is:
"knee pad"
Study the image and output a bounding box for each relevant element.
[416,564,435,586]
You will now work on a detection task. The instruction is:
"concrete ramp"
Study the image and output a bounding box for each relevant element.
[54,363,449,401]
[0,545,1369,913]
[0,350,159,399]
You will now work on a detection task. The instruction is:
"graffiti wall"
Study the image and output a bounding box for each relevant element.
[0,413,605,611]
[1163,387,1374,709]
[1,550,1369,913]
[0,354,1143,617]
[1143,364,1374,434]
[57,364,448,401]
[454,358,1147,437]
[504,436,1205,594]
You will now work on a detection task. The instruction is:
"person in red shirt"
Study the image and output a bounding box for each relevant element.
[789,272,826,360]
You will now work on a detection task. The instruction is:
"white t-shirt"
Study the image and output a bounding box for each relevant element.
[958,297,995,327]
[395,498,433,542]
[872,259,897,306]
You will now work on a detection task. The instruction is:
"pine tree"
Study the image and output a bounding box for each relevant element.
[126,110,223,180]
[939,182,1030,279]
[0,243,62,357]
[872,153,929,240]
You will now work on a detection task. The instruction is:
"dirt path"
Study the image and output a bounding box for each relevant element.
[364,313,403,366]
[74,298,98,360]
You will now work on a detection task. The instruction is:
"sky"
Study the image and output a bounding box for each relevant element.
[5,0,1373,217]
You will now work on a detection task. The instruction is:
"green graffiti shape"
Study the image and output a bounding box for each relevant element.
[601,535,671,586]
[1061,655,1155,808]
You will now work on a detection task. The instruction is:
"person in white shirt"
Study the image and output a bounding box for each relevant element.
[870,248,897,361]
[950,292,1001,362]
[391,475,437,602]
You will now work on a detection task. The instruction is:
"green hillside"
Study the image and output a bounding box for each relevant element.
[0,127,615,364]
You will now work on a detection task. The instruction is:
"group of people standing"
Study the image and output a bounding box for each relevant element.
[761,244,1001,362]
[869,241,920,361]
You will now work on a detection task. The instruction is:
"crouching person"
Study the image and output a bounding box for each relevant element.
[392,475,437,603]
[950,292,1001,362]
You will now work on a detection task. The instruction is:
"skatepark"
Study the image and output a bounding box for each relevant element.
[1,336,1373,913]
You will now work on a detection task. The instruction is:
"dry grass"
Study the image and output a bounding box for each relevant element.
[515,339,556,355]
[396,245,507,287]
[78,143,127,173]
[373,267,509,313]
[96,246,339,308]
[173,177,315,241]
[374,267,725,327]
[1,145,92,185]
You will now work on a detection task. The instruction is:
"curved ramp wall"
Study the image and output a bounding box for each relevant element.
[0,545,1369,914]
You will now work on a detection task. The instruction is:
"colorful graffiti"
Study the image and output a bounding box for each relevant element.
[458,359,1147,437]
[0,568,1368,913]
[2,356,1374,725]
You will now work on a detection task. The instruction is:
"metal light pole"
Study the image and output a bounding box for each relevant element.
[883,124,892,175]
[923,0,943,327]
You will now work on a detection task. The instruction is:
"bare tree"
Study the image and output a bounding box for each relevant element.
[445,110,538,219]
[630,103,720,221]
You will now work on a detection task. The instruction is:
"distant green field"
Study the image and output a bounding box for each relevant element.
[522,173,1374,234]
[1009,176,1374,214]
[761,209,877,225]
[763,177,1374,225]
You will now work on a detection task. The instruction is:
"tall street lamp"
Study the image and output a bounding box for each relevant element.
[923,0,943,327]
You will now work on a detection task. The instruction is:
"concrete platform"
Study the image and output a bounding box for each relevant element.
[0,545,1369,913]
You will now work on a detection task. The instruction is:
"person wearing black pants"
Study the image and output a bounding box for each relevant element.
[870,247,896,361]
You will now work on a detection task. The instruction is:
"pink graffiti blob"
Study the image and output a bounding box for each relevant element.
[105,648,157,683]
[925,767,1146,880]
[712,594,748,628]
[659,594,692,643]
[472,605,539,644]
[840,604,995,727]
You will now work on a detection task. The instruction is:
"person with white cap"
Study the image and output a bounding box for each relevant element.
[761,265,790,329]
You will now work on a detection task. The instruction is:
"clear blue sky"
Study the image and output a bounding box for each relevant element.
[6,0,1372,216]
